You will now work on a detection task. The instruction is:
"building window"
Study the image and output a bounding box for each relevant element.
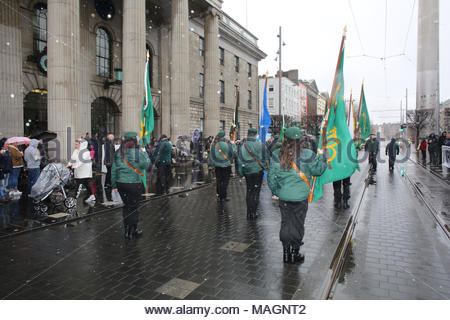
[219,47,224,66]
[248,123,252,128]
[96,28,111,78]
[248,90,252,109]
[199,73,204,98]
[219,80,225,103]
[269,97,274,108]
[247,63,252,78]
[234,56,239,72]
[220,120,225,132]
[234,85,240,107]
[33,3,47,54]
[269,85,274,92]
[199,37,204,56]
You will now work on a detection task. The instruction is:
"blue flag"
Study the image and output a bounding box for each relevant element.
[259,78,271,144]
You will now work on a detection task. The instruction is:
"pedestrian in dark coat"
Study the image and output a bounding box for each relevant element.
[112,132,151,239]
[153,135,173,194]
[365,134,379,172]
[103,134,115,187]
[385,138,400,171]
[268,127,327,264]
[428,133,439,165]
[0,138,12,202]
[438,132,447,165]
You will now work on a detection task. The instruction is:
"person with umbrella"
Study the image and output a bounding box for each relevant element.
[7,141,24,196]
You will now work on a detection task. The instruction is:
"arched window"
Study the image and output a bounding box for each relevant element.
[33,3,47,53]
[96,28,111,78]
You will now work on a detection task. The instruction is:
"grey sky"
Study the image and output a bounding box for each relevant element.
[222,0,449,124]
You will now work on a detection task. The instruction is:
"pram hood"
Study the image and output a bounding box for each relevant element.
[30,163,71,200]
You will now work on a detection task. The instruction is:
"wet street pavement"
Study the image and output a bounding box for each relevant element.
[0,152,449,300]
[0,163,214,238]
[333,153,450,299]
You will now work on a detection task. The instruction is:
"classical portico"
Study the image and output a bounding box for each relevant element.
[0,0,265,160]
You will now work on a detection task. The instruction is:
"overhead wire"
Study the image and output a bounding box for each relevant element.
[347,0,366,54]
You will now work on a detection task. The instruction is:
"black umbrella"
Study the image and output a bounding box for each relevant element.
[31,131,57,143]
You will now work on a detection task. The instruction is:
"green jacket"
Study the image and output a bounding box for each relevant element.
[154,139,173,165]
[209,139,235,168]
[237,137,267,177]
[268,148,327,202]
[111,148,151,189]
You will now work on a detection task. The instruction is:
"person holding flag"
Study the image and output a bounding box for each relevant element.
[268,127,326,263]
[309,27,359,204]
[237,128,267,220]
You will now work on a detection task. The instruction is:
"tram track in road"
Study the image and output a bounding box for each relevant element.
[319,168,371,300]
[403,160,450,240]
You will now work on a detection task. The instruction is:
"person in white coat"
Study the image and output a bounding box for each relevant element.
[68,139,96,203]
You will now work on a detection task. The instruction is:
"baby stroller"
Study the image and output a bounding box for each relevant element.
[30,163,77,215]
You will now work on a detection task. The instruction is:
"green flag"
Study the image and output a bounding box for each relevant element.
[230,86,239,140]
[358,87,370,141]
[139,51,154,187]
[313,44,359,202]
[140,52,154,146]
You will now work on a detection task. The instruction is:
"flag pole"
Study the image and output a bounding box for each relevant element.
[348,89,353,126]
[355,79,364,141]
[308,26,347,202]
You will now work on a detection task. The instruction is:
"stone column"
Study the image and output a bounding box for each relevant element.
[203,8,220,137]
[79,0,92,137]
[170,0,191,138]
[416,0,439,133]
[160,26,171,136]
[47,0,81,160]
[122,0,146,133]
[0,0,23,138]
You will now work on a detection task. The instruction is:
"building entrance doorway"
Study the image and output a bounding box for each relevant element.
[24,90,47,137]
[91,97,120,139]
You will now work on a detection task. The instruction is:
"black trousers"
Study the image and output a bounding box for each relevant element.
[157,164,171,194]
[215,166,231,199]
[388,157,396,170]
[245,171,264,215]
[333,177,351,202]
[106,166,112,187]
[75,178,93,197]
[421,150,427,162]
[279,200,308,249]
[117,182,141,226]
[369,152,377,171]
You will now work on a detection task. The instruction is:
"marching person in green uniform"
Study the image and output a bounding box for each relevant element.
[153,134,173,195]
[268,127,327,264]
[209,131,234,202]
[112,132,151,239]
[237,128,267,220]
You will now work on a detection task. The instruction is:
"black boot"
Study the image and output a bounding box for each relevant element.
[131,224,143,238]
[283,246,291,263]
[343,199,350,209]
[124,224,131,240]
[291,248,305,263]
[334,199,342,209]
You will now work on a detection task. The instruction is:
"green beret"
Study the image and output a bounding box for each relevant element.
[248,128,258,135]
[285,127,303,140]
[217,131,225,138]
[124,131,138,139]
[272,135,280,139]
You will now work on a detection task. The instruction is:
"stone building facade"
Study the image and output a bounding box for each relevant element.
[0,0,265,158]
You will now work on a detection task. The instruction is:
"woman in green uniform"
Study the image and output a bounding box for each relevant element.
[112,132,151,239]
[268,127,327,264]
